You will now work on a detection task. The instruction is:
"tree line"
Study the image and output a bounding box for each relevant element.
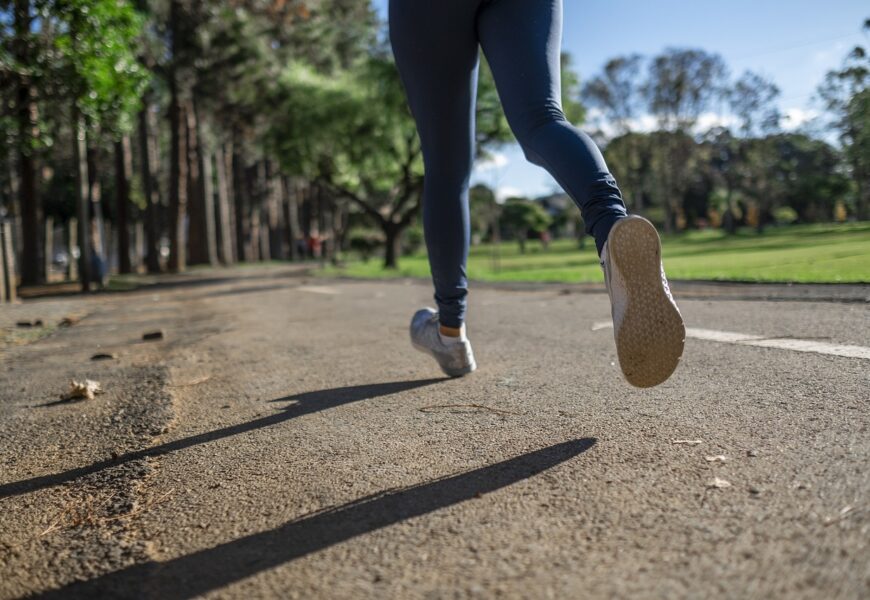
[582,31,869,234]
[1,2,867,286]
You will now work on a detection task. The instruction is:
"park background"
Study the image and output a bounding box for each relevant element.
[1,0,869,299]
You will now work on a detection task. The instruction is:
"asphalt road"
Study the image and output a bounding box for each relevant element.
[1,267,868,599]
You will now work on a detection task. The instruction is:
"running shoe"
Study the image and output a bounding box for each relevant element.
[410,308,476,377]
[600,215,685,387]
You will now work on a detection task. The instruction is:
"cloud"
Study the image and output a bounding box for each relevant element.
[495,186,523,203]
[695,112,739,131]
[781,107,820,130]
[475,152,509,172]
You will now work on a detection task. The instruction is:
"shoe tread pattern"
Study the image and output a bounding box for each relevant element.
[609,217,685,388]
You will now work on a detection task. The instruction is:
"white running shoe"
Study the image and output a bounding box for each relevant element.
[600,215,685,388]
[410,308,477,377]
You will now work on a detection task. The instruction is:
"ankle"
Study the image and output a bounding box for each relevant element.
[439,323,467,345]
[439,325,462,338]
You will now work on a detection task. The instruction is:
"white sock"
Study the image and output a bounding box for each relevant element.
[439,325,467,346]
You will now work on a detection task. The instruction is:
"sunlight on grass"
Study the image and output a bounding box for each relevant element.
[323,222,870,284]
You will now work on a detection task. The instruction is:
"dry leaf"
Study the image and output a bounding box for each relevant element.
[707,477,732,489]
[60,379,103,402]
[705,455,729,462]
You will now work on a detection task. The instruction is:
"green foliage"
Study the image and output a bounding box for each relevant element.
[270,57,418,200]
[402,224,424,254]
[645,48,728,132]
[583,54,644,135]
[500,197,551,251]
[469,183,499,240]
[559,53,585,125]
[51,0,150,133]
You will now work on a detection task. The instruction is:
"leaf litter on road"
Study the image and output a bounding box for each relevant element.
[707,477,732,489]
[60,379,104,402]
[705,455,729,462]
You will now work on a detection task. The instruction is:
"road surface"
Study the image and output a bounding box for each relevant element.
[1,267,868,598]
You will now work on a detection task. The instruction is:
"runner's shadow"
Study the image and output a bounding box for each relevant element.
[0,378,445,499]
[37,438,596,600]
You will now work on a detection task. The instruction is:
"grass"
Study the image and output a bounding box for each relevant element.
[323,222,870,284]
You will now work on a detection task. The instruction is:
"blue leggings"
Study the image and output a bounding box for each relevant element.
[390,0,627,328]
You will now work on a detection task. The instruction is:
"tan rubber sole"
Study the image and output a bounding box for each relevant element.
[607,216,685,388]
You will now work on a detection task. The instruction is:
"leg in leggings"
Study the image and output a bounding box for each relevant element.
[389,0,480,330]
[477,0,626,254]
[390,0,627,329]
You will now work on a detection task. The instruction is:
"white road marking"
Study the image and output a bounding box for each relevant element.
[298,286,340,295]
[591,321,870,360]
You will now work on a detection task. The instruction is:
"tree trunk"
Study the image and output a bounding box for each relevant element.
[266,167,284,260]
[15,0,41,285]
[43,216,53,280]
[332,202,347,262]
[249,209,261,262]
[214,142,234,264]
[722,185,737,235]
[383,223,402,269]
[185,101,218,266]
[67,218,78,281]
[73,109,92,291]
[138,106,161,273]
[114,136,133,274]
[185,100,206,265]
[232,144,249,261]
[253,162,270,261]
[168,76,188,272]
[201,147,218,265]
[282,177,300,261]
[87,140,106,262]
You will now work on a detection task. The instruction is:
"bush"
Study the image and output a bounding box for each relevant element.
[403,225,424,255]
[773,206,798,225]
[348,229,384,262]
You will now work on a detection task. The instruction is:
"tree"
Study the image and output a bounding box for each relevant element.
[500,197,551,253]
[269,48,524,269]
[818,24,870,220]
[702,127,743,233]
[6,0,42,285]
[469,184,499,243]
[645,48,728,132]
[13,0,147,287]
[729,70,781,137]
[583,54,644,136]
[644,48,728,231]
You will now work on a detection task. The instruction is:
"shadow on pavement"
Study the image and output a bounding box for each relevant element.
[37,438,596,600]
[0,378,445,500]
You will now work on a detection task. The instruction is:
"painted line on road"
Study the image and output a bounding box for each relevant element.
[591,321,870,360]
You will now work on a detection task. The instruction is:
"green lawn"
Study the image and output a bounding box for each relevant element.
[324,222,870,284]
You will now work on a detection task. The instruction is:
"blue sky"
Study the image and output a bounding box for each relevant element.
[371,0,869,198]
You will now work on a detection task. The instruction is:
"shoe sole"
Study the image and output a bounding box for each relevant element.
[411,341,477,378]
[607,216,685,388]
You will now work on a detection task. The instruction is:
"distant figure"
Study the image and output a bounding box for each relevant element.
[394,0,685,387]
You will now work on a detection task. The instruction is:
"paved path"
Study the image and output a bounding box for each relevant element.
[1,267,868,598]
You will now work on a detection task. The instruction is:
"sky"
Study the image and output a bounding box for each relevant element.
[371,0,869,199]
